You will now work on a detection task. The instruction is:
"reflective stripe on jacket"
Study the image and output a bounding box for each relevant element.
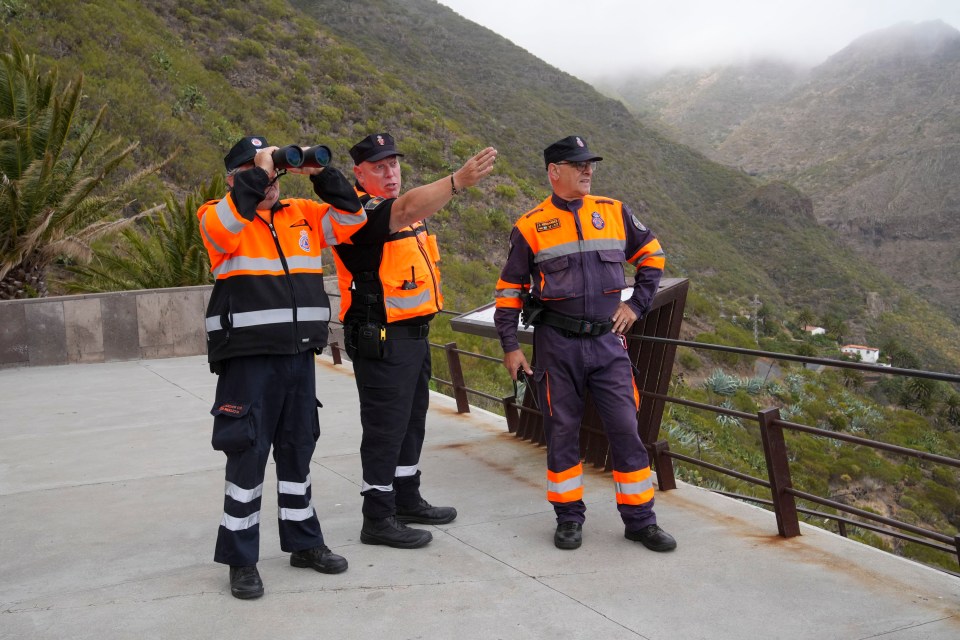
[494,193,664,354]
[199,190,365,362]
[332,190,443,323]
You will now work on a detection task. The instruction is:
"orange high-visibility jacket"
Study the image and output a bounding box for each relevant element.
[331,190,443,324]
[494,194,664,353]
[198,169,366,363]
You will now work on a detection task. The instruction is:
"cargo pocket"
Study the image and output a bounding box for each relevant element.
[210,400,256,452]
[533,367,552,417]
[313,398,322,442]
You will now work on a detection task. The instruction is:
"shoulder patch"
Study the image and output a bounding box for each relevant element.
[631,214,647,232]
[364,196,386,211]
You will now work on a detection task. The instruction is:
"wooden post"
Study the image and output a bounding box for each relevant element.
[759,407,801,538]
[444,342,470,414]
[649,440,677,491]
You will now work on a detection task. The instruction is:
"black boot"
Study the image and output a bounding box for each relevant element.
[290,545,348,574]
[554,522,583,550]
[625,524,677,552]
[229,565,264,599]
[360,515,433,549]
[396,498,457,525]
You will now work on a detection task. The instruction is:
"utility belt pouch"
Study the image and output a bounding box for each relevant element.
[520,292,544,329]
[357,322,385,360]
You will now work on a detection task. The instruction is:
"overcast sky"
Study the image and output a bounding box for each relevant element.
[435,0,960,78]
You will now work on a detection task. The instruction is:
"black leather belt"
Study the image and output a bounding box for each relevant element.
[535,310,613,337]
[383,324,430,340]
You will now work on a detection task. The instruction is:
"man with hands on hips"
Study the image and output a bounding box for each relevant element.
[493,135,676,553]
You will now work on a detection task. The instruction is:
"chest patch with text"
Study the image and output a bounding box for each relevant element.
[535,218,561,232]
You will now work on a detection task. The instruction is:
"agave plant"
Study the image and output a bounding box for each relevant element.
[741,376,765,396]
[703,369,739,396]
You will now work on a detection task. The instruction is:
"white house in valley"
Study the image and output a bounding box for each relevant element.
[840,344,880,364]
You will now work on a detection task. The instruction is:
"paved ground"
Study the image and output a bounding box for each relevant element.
[1,355,958,640]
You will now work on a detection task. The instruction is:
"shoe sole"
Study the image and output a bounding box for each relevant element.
[360,530,433,549]
[395,513,457,525]
[290,556,349,574]
[624,534,677,552]
[554,538,582,550]
[231,588,264,599]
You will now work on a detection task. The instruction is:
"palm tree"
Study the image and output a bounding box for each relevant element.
[822,315,847,343]
[0,38,164,299]
[65,175,224,292]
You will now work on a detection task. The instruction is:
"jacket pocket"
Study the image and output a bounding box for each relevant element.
[210,400,256,452]
[539,255,575,299]
[597,249,627,294]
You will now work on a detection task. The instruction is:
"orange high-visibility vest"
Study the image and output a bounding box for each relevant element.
[332,191,443,324]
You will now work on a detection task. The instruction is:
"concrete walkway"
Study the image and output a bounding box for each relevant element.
[1,355,958,640]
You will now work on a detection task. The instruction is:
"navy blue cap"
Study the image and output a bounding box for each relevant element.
[543,135,603,168]
[224,136,269,170]
[350,133,404,165]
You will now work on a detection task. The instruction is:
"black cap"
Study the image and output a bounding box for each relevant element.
[543,135,603,168]
[224,136,269,171]
[349,133,404,165]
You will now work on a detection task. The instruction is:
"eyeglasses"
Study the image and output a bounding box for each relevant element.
[555,160,598,173]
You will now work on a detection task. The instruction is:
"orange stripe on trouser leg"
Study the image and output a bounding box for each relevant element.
[613,467,655,506]
[547,463,584,503]
[632,377,640,410]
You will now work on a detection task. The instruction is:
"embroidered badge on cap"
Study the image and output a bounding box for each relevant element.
[536,218,561,232]
[299,229,311,252]
[631,214,647,231]
[591,211,605,230]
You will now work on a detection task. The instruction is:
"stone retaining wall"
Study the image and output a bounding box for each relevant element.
[0,282,345,368]
[0,286,212,368]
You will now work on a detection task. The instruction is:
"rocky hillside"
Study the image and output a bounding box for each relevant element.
[5,2,960,369]
[610,20,960,322]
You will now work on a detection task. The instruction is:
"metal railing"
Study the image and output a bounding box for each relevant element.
[631,335,960,571]
[324,297,960,572]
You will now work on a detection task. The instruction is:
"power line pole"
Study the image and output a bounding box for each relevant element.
[752,294,760,345]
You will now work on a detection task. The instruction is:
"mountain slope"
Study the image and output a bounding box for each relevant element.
[613,20,960,323]
[4,1,960,370]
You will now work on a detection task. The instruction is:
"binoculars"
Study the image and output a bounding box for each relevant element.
[271,145,332,170]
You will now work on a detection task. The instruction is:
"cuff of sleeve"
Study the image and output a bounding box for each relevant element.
[311,167,362,212]
[626,299,645,318]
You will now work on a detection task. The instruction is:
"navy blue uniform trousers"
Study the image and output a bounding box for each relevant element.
[348,336,430,519]
[532,325,657,531]
[211,352,324,567]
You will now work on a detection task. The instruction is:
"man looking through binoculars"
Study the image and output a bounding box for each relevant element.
[198,135,366,599]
